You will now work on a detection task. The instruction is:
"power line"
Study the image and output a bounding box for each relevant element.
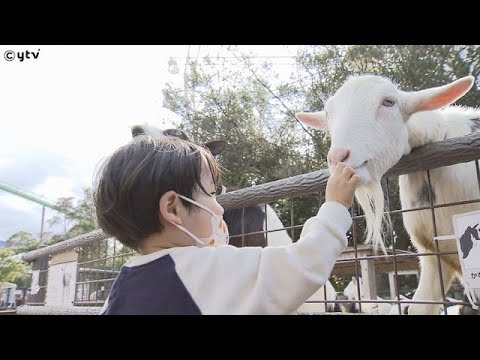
[174,62,299,67]
[173,55,298,59]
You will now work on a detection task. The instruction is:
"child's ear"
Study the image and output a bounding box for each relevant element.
[159,191,183,225]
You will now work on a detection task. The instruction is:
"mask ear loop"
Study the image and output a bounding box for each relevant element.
[176,194,217,246]
[221,219,230,245]
[177,194,217,217]
[174,224,206,246]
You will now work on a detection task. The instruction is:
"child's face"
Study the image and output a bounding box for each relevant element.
[181,155,224,240]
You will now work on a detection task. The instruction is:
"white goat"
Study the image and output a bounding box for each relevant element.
[262,203,293,246]
[342,276,408,315]
[296,74,480,315]
[297,277,337,313]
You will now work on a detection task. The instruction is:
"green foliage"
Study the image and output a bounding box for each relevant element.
[162,45,480,250]
[0,248,26,283]
[330,274,355,293]
[2,232,36,290]
[46,188,98,244]
[6,231,38,253]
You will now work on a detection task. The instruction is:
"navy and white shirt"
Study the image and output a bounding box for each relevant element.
[101,201,351,315]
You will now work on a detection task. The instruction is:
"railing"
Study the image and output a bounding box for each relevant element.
[17,131,480,315]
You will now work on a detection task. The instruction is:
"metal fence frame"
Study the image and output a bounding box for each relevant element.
[16,131,480,315]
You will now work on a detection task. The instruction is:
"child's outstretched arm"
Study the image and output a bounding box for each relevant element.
[167,163,359,314]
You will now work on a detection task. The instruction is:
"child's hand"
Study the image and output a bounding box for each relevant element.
[325,162,360,209]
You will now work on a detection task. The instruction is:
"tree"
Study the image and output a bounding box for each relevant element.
[3,188,103,294]
[6,231,38,251]
[1,232,37,292]
[162,45,480,252]
[47,187,98,244]
[163,47,311,187]
[0,248,26,284]
[162,46,324,240]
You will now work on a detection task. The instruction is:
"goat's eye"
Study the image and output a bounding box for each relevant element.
[382,98,395,107]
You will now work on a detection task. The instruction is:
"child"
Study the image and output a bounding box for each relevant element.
[94,135,359,314]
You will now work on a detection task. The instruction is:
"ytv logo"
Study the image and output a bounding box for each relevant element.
[4,49,41,62]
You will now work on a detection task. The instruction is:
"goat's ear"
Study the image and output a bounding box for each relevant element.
[404,76,475,115]
[204,140,227,156]
[131,125,146,138]
[295,111,328,130]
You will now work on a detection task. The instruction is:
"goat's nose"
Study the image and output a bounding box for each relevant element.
[327,148,350,167]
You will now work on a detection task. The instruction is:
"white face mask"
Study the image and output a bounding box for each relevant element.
[173,194,229,247]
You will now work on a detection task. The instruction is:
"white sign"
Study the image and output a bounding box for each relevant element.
[453,210,480,309]
[45,261,78,306]
[30,270,40,295]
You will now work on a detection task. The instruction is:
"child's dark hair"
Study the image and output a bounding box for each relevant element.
[93,135,221,250]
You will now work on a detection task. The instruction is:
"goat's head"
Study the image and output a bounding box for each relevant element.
[296,74,474,185]
[295,74,474,251]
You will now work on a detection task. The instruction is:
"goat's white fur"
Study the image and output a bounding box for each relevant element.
[343,276,410,315]
[296,74,480,315]
[263,204,293,247]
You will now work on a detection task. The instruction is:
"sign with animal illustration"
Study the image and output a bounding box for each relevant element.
[453,210,480,302]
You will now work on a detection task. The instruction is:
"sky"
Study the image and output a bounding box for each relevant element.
[0,45,299,242]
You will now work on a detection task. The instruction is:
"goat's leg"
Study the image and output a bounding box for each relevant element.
[408,255,456,315]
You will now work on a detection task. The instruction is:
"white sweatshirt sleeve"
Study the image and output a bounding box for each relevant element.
[170,201,352,314]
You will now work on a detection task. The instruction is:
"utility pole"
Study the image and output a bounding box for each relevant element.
[184,45,191,117]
